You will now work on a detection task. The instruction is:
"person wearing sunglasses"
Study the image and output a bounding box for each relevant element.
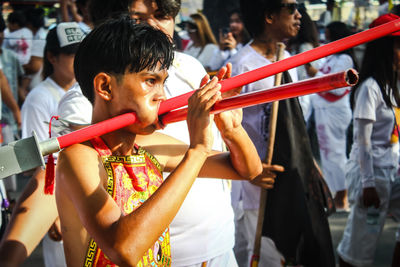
[228,0,336,266]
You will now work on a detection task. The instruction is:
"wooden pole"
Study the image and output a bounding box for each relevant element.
[251,42,286,267]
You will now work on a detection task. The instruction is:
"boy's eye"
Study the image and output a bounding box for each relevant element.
[146,78,156,85]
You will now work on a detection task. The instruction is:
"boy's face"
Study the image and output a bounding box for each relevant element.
[129,0,175,38]
[109,63,168,135]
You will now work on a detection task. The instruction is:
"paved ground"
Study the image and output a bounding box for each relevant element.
[10,175,399,267]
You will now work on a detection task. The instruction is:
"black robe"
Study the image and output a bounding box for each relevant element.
[262,72,336,266]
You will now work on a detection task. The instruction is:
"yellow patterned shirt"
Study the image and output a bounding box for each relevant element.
[84,137,171,267]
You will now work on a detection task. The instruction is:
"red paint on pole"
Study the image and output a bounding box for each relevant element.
[160,69,358,125]
[158,19,400,115]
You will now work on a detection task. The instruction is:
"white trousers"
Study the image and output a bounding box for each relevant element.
[233,202,284,267]
[337,160,400,266]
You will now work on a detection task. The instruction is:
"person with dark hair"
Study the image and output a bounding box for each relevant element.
[229,0,335,266]
[18,22,83,267]
[56,15,261,266]
[310,21,356,212]
[209,9,251,71]
[3,11,33,66]
[337,13,400,267]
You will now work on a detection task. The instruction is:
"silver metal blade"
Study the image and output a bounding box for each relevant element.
[0,132,45,179]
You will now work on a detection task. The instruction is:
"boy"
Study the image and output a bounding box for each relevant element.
[56,16,262,267]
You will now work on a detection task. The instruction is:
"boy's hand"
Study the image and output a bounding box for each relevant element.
[250,164,285,189]
[362,187,380,208]
[209,63,243,134]
[187,77,221,153]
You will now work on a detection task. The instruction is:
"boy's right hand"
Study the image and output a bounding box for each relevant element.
[187,77,222,154]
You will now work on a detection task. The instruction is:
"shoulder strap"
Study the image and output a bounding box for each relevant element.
[90,137,112,156]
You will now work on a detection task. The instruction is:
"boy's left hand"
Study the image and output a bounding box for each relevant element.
[200,63,243,134]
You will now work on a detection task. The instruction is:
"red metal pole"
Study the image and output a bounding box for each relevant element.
[158,19,400,115]
[57,112,138,149]
[160,69,358,125]
[55,69,356,150]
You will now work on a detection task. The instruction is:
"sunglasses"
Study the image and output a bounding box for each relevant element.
[280,2,298,14]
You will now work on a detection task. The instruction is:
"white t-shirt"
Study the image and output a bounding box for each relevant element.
[57,84,92,127]
[3,27,33,65]
[163,51,234,266]
[349,77,399,169]
[228,44,298,210]
[21,77,70,141]
[183,42,218,70]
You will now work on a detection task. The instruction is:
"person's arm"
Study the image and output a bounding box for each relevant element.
[0,168,59,267]
[0,70,21,126]
[356,118,381,208]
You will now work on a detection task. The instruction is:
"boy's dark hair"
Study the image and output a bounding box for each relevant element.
[74,16,174,104]
[25,7,45,29]
[7,11,26,27]
[89,0,181,27]
[239,0,282,38]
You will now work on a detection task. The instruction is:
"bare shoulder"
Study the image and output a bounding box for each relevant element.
[136,132,188,169]
[57,142,103,187]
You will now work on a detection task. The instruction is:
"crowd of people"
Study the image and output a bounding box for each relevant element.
[0,0,399,266]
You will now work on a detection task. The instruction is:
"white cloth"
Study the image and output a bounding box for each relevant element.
[183,42,218,69]
[163,51,235,267]
[21,77,72,141]
[337,160,400,266]
[317,10,332,28]
[57,84,92,126]
[295,42,322,121]
[42,234,67,267]
[21,77,71,267]
[30,27,47,58]
[228,43,298,267]
[349,77,399,170]
[310,54,354,193]
[233,203,284,267]
[3,28,33,65]
[208,43,245,71]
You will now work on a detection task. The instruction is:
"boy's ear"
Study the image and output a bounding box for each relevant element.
[93,72,113,101]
